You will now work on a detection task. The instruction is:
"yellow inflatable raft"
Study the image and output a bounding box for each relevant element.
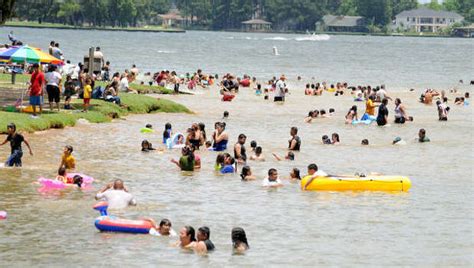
[301,175,411,192]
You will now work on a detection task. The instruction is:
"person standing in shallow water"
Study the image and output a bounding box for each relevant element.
[376,98,389,126]
[274,75,287,102]
[234,134,247,164]
[288,127,301,151]
[0,123,33,167]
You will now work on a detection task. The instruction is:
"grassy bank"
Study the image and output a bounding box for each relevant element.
[0,94,191,133]
[3,21,185,33]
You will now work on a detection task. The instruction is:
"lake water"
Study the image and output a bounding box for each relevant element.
[0,27,473,266]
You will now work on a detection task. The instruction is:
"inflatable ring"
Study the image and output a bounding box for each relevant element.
[93,202,153,234]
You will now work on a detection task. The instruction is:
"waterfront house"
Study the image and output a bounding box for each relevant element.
[452,24,474,38]
[316,15,367,32]
[158,9,185,28]
[394,7,463,33]
[242,19,272,32]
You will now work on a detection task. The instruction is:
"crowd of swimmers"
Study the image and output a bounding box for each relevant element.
[1,70,471,257]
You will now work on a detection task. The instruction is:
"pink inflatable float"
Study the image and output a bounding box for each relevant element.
[38,173,94,189]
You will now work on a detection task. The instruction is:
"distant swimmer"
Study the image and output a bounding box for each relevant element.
[231,227,249,253]
[273,46,279,56]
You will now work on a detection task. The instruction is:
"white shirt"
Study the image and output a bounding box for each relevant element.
[376,89,387,100]
[52,47,63,60]
[149,228,178,237]
[64,64,75,77]
[119,77,129,92]
[315,170,328,177]
[71,65,80,80]
[45,71,62,86]
[262,178,283,187]
[95,189,136,209]
[275,80,286,97]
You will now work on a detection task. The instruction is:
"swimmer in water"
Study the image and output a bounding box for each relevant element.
[418,129,430,143]
[223,111,229,119]
[56,167,67,182]
[1,123,33,167]
[322,135,331,144]
[288,127,301,151]
[303,163,328,190]
[345,105,358,124]
[376,98,389,126]
[231,227,249,253]
[272,151,295,161]
[171,146,195,171]
[175,226,197,249]
[59,145,75,171]
[163,123,172,144]
[361,139,369,145]
[234,134,247,164]
[329,108,335,116]
[289,167,301,181]
[394,98,413,124]
[392,137,406,145]
[250,140,257,153]
[436,100,449,121]
[255,83,262,95]
[304,111,314,123]
[221,155,236,174]
[141,140,156,152]
[320,109,327,118]
[146,218,178,237]
[214,153,225,171]
[331,133,340,145]
[195,227,215,254]
[250,146,265,161]
[240,165,256,181]
[305,83,313,95]
[262,168,283,187]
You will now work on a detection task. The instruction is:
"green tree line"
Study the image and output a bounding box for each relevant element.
[5,0,474,30]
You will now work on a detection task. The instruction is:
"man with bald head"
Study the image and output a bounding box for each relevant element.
[95,179,136,209]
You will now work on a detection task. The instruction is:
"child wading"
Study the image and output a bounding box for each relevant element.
[1,123,33,167]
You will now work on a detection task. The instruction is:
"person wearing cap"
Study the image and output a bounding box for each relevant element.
[274,75,287,102]
[29,63,45,117]
[392,137,406,145]
[1,123,33,167]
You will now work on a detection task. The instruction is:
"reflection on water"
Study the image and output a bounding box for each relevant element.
[1,29,473,266]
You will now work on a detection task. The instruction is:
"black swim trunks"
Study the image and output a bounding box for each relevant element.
[46,85,60,103]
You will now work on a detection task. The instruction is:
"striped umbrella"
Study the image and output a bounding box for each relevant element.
[0,45,63,65]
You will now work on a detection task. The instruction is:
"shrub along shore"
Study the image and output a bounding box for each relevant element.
[0,93,191,134]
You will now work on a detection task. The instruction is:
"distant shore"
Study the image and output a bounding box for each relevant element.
[2,21,185,33]
[3,21,461,38]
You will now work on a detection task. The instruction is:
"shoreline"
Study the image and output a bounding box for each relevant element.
[2,22,462,38]
[2,22,185,33]
[0,94,191,134]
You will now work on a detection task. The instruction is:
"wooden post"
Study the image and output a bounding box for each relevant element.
[88,47,94,75]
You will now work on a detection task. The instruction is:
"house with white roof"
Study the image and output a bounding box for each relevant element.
[394,7,464,33]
